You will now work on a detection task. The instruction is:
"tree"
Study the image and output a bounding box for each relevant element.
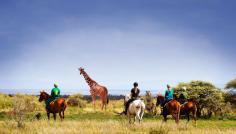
[175,80,224,118]
[224,79,236,109]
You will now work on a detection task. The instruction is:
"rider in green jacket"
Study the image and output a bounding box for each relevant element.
[46,84,61,110]
[51,84,60,99]
[179,86,188,104]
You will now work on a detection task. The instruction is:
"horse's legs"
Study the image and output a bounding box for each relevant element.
[140,109,144,123]
[53,113,56,121]
[193,109,197,127]
[101,100,105,111]
[47,112,50,120]
[63,110,65,119]
[59,111,63,121]
[136,112,141,124]
[128,114,132,124]
[187,112,190,122]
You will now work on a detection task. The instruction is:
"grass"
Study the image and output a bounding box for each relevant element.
[0,119,235,134]
[0,94,235,134]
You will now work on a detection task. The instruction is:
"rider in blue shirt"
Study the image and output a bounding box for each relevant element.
[161,84,174,107]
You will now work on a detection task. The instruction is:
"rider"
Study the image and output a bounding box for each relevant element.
[179,86,188,104]
[162,84,174,107]
[124,82,140,115]
[46,83,61,110]
[160,84,174,114]
[51,83,61,99]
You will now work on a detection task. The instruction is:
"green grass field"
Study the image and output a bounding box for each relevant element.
[0,95,235,134]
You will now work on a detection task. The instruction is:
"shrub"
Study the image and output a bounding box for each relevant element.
[67,94,86,108]
[13,94,37,127]
[0,94,13,110]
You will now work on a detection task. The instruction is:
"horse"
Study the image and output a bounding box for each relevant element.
[144,91,155,115]
[156,94,181,123]
[38,91,67,121]
[177,98,197,125]
[124,94,145,124]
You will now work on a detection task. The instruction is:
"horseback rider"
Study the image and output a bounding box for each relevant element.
[179,86,188,104]
[124,82,140,115]
[46,83,61,110]
[160,84,174,114]
[163,84,174,105]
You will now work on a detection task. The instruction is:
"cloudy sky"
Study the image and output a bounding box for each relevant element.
[0,0,235,94]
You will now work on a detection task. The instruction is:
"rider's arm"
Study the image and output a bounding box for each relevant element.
[58,89,60,96]
[51,89,54,96]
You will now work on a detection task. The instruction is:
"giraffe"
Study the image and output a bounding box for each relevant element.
[78,67,109,110]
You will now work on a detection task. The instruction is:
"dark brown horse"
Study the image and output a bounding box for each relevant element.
[178,98,197,125]
[156,94,181,123]
[39,91,67,121]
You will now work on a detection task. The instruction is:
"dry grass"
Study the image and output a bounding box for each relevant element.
[0,119,235,134]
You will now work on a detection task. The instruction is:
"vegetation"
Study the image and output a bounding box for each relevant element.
[175,80,234,118]
[224,79,236,110]
[0,79,235,133]
[225,79,236,89]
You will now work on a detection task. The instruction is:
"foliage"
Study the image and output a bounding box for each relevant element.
[224,93,236,109]
[0,94,13,110]
[225,79,236,89]
[175,80,225,117]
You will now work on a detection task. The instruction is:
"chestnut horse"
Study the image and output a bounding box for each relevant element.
[39,91,67,121]
[156,94,181,123]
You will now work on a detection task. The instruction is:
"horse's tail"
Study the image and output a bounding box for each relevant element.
[104,87,109,104]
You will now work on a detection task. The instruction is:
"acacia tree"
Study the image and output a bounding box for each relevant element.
[175,80,224,118]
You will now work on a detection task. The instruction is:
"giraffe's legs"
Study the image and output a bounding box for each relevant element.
[92,96,96,111]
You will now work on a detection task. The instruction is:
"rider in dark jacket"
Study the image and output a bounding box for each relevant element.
[124,82,140,115]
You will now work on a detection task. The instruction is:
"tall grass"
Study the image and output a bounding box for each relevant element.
[0,120,235,134]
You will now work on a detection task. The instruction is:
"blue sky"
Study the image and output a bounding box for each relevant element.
[0,0,235,95]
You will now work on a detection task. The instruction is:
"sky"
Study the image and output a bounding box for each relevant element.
[0,0,236,95]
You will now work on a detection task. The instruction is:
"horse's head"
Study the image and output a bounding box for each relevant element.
[78,67,84,75]
[156,94,164,106]
[39,90,49,102]
[146,91,151,97]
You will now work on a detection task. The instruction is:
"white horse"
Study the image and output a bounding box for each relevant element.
[124,94,145,124]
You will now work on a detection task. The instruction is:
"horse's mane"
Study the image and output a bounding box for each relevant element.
[41,91,50,97]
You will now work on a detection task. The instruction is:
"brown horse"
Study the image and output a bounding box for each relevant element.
[178,98,197,125]
[156,94,181,123]
[39,91,67,121]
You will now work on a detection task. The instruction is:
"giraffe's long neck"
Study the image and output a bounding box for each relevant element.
[81,71,97,87]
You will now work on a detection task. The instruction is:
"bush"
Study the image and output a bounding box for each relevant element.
[67,94,86,108]
[13,94,38,127]
[0,94,13,110]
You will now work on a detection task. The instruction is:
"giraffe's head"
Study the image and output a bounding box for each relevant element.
[79,67,84,75]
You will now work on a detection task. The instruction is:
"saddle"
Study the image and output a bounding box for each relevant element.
[46,97,60,110]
